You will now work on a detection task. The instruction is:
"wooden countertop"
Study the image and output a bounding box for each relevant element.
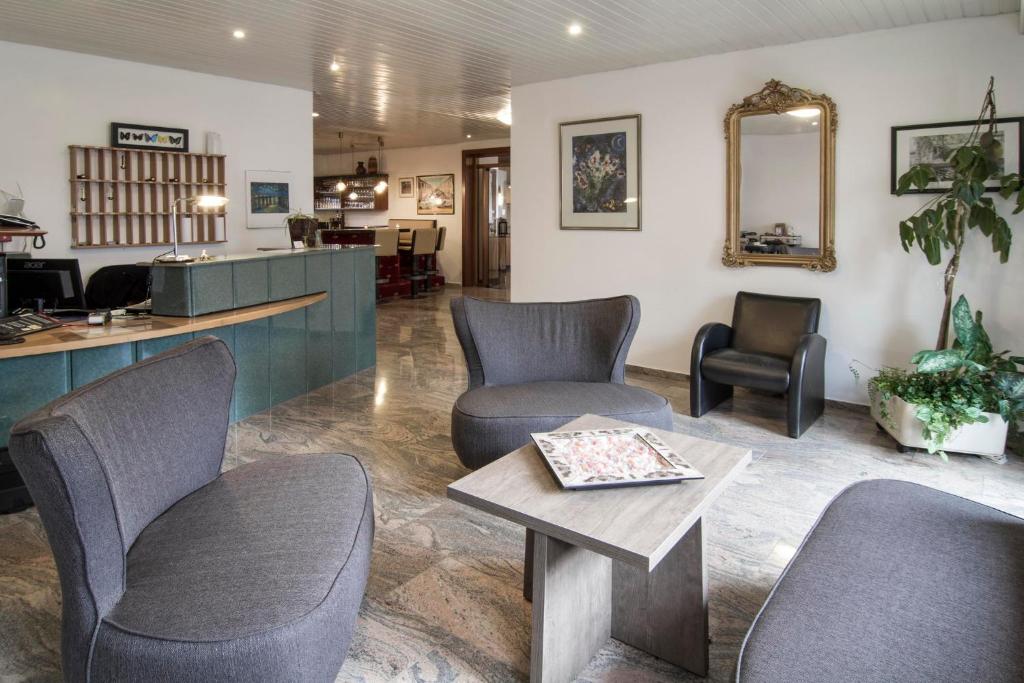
[0,293,326,360]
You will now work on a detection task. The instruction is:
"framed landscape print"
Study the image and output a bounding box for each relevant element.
[891,118,1023,194]
[417,173,455,215]
[560,114,641,230]
[245,170,292,228]
[399,177,415,198]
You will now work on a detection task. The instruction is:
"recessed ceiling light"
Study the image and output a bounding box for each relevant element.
[329,60,340,72]
[568,22,583,36]
[496,106,512,125]
[466,134,472,139]
[232,29,246,39]
[811,121,819,126]
[787,107,820,118]
[312,112,319,118]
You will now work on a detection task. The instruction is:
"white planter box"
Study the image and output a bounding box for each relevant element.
[871,394,1008,457]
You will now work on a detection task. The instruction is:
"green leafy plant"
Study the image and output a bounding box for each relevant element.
[866,296,1023,458]
[285,209,316,223]
[895,78,1023,350]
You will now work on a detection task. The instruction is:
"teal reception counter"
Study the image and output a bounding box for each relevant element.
[0,247,376,450]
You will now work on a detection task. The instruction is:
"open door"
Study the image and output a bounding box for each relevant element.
[462,147,511,289]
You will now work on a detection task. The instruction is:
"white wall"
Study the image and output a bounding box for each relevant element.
[511,14,1024,405]
[741,132,820,246]
[0,41,313,279]
[314,138,509,285]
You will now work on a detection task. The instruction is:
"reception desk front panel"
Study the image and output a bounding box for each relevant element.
[0,248,376,449]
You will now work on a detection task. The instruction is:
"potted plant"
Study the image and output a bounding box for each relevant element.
[895,78,1022,349]
[863,78,1024,459]
[285,210,318,248]
[868,297,1024,461]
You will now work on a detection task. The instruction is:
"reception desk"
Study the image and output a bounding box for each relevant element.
[0,247,376,450]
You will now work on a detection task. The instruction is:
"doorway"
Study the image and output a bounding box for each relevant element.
[462,147,511,289]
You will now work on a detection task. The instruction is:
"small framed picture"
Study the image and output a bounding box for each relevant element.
[399,177,415,198]
[417,174,455,215]
[245,170,292,228]
[111,122,189,152]
[774,223,786,236]
[560,114,641,230]
[891,118,1023,194]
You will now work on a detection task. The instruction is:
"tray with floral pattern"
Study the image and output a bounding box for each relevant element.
[531,427,704,490]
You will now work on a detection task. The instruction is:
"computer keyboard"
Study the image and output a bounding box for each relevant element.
[0,312,63,340]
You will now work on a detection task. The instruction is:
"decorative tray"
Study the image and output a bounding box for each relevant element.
[531,427,704,490]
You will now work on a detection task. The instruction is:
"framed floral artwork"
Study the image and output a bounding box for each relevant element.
[559,114,641,230]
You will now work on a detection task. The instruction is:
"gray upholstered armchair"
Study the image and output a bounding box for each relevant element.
[449,295,673,470]
[690,291,825,438]
[450,295,674,601]
[9,337,373,682]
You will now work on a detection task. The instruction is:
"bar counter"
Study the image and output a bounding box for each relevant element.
[1,247,377,449]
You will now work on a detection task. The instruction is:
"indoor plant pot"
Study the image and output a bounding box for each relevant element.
[286,213,318,248]
[871,394,1008,457]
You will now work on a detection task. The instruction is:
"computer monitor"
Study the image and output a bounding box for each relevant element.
[5,258,87,312]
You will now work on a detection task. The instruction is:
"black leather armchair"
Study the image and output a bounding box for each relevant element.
[690,291,826,438]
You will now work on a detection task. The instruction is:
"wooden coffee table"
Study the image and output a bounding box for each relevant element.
[447,414,751,683]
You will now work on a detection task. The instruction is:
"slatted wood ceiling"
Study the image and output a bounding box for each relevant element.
[0,0,1018,150]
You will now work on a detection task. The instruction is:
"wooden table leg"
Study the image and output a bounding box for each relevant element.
[530,532,612,683]
[611,519,708,676]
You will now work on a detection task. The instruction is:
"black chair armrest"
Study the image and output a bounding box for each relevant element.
[788,333,827,437]
[791,333,826,380]
[690,322,733,376]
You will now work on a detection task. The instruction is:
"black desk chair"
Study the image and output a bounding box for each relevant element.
[690,291,825,438]
[85,264,151,308]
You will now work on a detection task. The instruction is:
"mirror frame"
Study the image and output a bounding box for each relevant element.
[723,80,837,272]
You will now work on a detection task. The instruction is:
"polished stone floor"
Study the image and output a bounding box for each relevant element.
[1,285,1022,682]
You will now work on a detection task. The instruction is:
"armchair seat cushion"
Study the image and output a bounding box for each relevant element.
[701,348,790,393]
[90,453,374,679]
[452,381,673,469]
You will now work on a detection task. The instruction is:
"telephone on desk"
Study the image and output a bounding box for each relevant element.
[0,214,46,249]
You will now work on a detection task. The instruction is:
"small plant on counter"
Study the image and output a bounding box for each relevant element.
[894,78,1023,350]
[285,210,319,247]
[865,296,1023,459]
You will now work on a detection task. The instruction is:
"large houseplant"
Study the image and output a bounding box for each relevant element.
[868,79,1024,459]
[895,78,1023,349]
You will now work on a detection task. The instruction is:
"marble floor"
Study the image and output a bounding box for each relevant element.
[1,285,1023,682]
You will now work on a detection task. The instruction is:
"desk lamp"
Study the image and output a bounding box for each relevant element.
[157,194,229,263]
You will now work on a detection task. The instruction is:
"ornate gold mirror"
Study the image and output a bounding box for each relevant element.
[724,80,836,271]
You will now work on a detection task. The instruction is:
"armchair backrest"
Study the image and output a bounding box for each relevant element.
[8,337,235,675]
[731,291,821,359]
[450,295,640,389]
